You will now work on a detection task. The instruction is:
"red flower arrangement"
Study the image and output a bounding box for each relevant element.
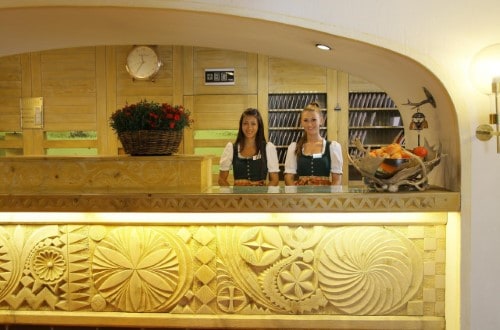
[109,99,192,134]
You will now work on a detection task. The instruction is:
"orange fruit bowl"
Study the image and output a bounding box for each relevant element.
[374,158,410,179]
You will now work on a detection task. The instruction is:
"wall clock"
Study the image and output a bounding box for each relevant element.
[125,45,162,81]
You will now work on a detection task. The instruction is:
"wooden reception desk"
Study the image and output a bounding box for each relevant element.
[0,156,459,329]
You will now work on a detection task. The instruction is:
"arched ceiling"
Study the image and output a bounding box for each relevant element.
[0,6,444,101]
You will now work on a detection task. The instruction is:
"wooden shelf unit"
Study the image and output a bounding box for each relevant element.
[268,93,327,165]
[348,91,404,181]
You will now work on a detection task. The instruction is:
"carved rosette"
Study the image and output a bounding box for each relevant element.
[315,226,423,315]
[30,247,66,284]
[90,226,192,312]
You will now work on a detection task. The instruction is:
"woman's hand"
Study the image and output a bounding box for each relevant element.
[234,179,264,186]
[218,171,230,186]
[268,172,280,186]
[330,173,342,185]
[295,177,309,185]
[284,173,296,186]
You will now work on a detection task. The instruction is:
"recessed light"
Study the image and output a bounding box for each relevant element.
[316,43,331,51]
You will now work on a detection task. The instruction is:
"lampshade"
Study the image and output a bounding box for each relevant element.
[470,43,500,94]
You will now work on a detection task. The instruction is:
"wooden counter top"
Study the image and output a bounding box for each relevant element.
[0,156,459,213]
[0,187,459,213]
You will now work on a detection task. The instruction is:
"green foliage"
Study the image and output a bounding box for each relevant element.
[109,100,192,134]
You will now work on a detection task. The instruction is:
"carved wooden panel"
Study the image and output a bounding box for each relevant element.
[0,223,445,329]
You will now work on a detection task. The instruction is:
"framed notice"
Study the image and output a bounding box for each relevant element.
[20,97,44,128]
[204,68,235,85]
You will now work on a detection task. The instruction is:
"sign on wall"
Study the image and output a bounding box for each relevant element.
[20,97,44,128]
[204,68,235,85]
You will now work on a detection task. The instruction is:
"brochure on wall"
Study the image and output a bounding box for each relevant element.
[20,97,43,128]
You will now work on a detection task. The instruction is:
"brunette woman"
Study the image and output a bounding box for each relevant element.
[218,108,279,186]
[284,102,343,186]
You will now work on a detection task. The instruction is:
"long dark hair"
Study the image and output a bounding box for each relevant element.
[235,108,267,156]
[295,102,323,156]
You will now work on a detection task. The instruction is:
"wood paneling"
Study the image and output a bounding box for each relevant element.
[268,57,327,93]
[193,94,258,130]
[193,47,257,95]
[0,54,22,130]
[40,47,97,131]
[0,45,345,162]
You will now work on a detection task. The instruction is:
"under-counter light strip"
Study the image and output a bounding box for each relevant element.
[0,212,449,225]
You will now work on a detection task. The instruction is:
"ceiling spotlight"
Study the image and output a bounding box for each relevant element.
[316,43,331,51]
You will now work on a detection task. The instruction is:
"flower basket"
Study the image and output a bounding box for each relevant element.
[118,130,183,155]
[109,99,192,156]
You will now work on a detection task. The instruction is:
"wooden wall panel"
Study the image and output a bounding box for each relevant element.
[0,55,22,130]
[268,57,327,93]
[104,46,119,154]
[193,94,257,130]
[349,75,383,92]
[193,47,257,95]
[40,47,97,131]
[0,45,344,159]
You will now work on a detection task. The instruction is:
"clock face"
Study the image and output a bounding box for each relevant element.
[126,46,162,80]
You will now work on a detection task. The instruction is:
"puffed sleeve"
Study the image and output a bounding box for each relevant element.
[265,142,280,173]
[329,140,343,174]
[219,142,234,171]
[284,142,298,174]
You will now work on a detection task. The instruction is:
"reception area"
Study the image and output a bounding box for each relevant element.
[0,153,459,329]
[3,1,499,330]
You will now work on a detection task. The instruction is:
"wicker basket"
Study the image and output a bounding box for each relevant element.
[118,130,183,155]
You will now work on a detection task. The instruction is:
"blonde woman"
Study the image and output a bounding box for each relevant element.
[284,102,343,186]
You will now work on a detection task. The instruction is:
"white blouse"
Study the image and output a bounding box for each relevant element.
[219,142,280,173]
[284,139,343,174]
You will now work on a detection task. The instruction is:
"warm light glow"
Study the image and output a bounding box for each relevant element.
[0,211,448,225]
[470,43,500,94]
[315,43,331,51]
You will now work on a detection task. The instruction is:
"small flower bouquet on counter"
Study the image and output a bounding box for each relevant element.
[348,139,441,192]
[109,99,192,155]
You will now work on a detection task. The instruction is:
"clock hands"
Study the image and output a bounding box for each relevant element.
[135,55,145,74]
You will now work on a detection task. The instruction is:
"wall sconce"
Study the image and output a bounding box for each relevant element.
[471,44,500,153]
